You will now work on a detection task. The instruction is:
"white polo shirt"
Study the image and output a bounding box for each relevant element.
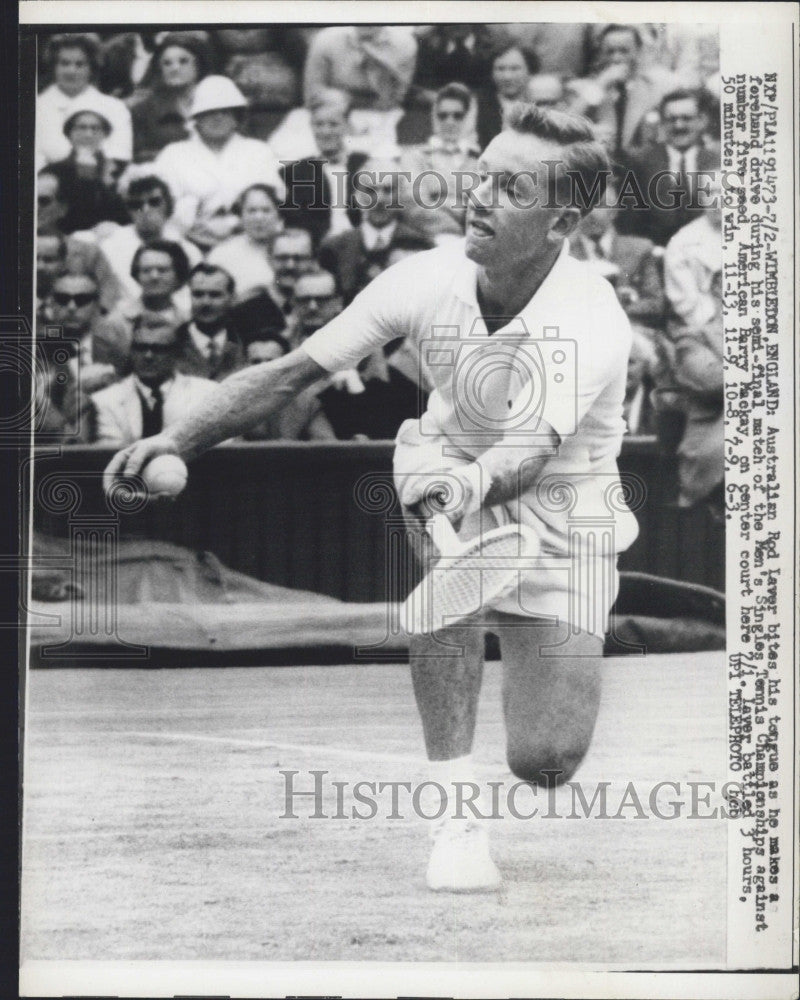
[303,239,639,633]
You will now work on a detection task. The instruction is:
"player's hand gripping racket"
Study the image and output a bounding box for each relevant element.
[403,511,530,635]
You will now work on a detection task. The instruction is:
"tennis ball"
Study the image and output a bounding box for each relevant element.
[142,454,188,498]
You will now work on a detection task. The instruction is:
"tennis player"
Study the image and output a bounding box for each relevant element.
[107,104,639,893]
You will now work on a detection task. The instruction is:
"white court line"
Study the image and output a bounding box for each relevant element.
[118,730,425,766]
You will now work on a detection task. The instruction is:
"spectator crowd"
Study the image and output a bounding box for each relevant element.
[34,22,723,509]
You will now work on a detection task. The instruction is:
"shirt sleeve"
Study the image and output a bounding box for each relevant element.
[301,254,420,372]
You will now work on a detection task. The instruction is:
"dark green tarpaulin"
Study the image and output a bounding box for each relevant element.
[28,535,724,664]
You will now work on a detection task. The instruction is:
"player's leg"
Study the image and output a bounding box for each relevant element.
[409,626,484,760]
[402,508,501,891]
[403,505,486,761]
[492,613,603,787]
[410,625,502,892]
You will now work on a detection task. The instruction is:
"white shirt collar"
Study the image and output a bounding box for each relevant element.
[453,240,572,328]
[361,219,397,251]
[188,322,228,358]
[134,375,174,402]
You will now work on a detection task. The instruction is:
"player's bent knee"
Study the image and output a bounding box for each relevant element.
[506,745,589,787]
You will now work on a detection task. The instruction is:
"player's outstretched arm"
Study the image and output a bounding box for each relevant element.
[104,347,328,479]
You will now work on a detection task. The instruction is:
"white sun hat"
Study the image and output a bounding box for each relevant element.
[189,75,248,117]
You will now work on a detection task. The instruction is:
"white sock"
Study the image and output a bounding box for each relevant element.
[428,754,477,787]
[425,755,483,828]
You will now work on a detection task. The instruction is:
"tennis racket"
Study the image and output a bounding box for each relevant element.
[403,513,531,635]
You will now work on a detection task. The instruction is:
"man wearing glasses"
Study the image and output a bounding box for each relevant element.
[401,82,481,243]
[44,273,130,389]
[98,174,202,314]
[91,312,217,448]
[619,88,720,246]
[267,228,316,317]
[36,272,130,442]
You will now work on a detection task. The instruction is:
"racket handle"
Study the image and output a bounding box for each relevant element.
[427,513,460,557]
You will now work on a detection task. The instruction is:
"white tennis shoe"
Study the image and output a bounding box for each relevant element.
[425,818,502,892]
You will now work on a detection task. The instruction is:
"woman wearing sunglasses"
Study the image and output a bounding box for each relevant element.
[400,82,481,244]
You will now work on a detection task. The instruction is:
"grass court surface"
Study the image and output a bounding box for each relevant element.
[22,651,726,965]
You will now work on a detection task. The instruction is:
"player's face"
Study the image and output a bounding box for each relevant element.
[240,188,282,243]
[465,131,567,269]
[662,98,705,152]
[54,47,91,96]
[190,271,233,325]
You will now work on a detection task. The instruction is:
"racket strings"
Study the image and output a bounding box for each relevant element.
[423,534,525,627]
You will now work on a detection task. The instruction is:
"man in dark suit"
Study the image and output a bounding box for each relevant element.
[318,157,433,304]
[585,24,679,159]
[618,88,720,246]
[174,263,249,382]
